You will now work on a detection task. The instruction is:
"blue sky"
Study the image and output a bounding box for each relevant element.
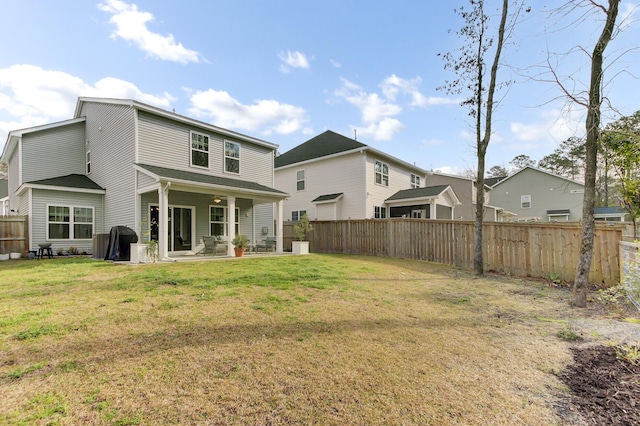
[1,1,638,175]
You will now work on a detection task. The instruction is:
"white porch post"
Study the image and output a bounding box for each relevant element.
[430,203,437,220]
[227,196,236,256]
[276,200,284,253]
[159,182,170,260]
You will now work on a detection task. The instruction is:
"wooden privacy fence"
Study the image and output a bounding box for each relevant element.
[0,216,29,255]
[285,219,624,286]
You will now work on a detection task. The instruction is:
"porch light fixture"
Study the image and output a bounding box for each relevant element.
[213,196,222,204]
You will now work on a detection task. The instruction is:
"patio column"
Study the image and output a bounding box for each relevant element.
[227,195,236,256]
[430,202,437,220]
[159,182,170,260]
[276,200,284,253]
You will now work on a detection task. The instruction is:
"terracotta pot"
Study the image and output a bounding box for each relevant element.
[234,247,245,257]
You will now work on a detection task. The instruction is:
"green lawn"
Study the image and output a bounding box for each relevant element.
[1,254,577,425]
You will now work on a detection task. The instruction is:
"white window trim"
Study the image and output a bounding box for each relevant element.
[521,195,532,209]
[411,174,420,189]
[224,140,241,174]
[375,160,389,187]
[86,150,91,175]
[291,210,307,221]
[46,204,95,241]
[209,205,239,236]
[296,169,305,192]
[190,131,210,170]
[374,206,387,219]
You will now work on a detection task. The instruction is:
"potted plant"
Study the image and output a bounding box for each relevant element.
[292,214,313,255]
[232,234,249,257]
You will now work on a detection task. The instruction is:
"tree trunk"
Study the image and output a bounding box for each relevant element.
[572,0,619,307]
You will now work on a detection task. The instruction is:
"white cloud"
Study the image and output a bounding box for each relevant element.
[188,89,310,136]
[0,64,175,144]
[619,2,639,30]
[330,59,342,68]
[379,74,459,108]
[98,0,201,64]
[278,50,310,73]
[334,78,403,141]
[421,138,444,147]
[510,107,583,146]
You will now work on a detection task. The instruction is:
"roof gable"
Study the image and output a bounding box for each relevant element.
[492,166,584,188]
[26,174,104,190]
[274,130,367,168]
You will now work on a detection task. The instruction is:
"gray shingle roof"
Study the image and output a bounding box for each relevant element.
[27,174,104,190]
[594,206,627,215]
[485,176,507,187]
[547,209,571,215]
[312,193,343,202]
[275,130,367,168]
[386,185,450,201]
[135,163,287,196]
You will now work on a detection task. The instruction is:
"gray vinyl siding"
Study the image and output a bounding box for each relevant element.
[490,168,584,222]
[30,188,104,253]
[80,102,137,230]
[21,122,85,183]
[137,111,275,186]
[136,170,157,189]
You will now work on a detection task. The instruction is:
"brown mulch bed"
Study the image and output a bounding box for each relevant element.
[560,345,640,425]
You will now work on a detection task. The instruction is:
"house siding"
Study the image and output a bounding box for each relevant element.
[136,170,157,190]
[364,154,424,219]
[490,168,584,221]
[7,148,20,214]
[137,111,275,187]
[21,122,85,183]
[276,152,366,221]
[30,188,104,253]
[81,102,137,230]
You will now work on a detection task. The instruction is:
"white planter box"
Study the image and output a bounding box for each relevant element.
[0,253,9,261]
[292,241,309,255]
[130,243,150,264]
[10,252,21,260]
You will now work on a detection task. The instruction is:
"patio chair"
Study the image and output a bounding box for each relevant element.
[203,236,228,256]
[255,237,277,253]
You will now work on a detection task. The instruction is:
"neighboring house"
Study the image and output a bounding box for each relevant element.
[427,172,514,222]
[274,130,459,221]
[594,206,628,222]
[0,97,288,259]
[489,166,585,222]
[0,179,8,215]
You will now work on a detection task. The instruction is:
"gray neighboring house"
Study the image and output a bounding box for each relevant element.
[489,166,585,222]
[427,172,515,222]
[0,97,288,259]
[274,130,460,221]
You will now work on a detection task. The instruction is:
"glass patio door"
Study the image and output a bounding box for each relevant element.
[149,205,194,252]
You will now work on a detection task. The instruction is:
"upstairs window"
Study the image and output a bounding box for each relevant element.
[296,170,305,191]
[191,132,209,168]
[521,195,532,209]
[411,174,420,188]
[225,141,240,173]
[375,160,389,186]
[86,151,91,175]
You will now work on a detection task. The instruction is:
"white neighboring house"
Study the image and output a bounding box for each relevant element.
[489,166,585,222]
[274,130,460,221]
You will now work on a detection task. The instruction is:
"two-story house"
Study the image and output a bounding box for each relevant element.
[1,97,288,259]
[274,130,460,221]
[489,166,584,222]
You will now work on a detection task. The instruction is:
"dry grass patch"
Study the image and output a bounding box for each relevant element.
[0,255,579,424]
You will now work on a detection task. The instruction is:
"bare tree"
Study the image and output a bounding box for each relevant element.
[562,0,620,307]
[439,0,525,275]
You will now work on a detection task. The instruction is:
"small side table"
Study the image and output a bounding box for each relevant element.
[37,244,53,259]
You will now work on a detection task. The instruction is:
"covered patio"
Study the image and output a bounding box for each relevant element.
[134,164,288,261]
